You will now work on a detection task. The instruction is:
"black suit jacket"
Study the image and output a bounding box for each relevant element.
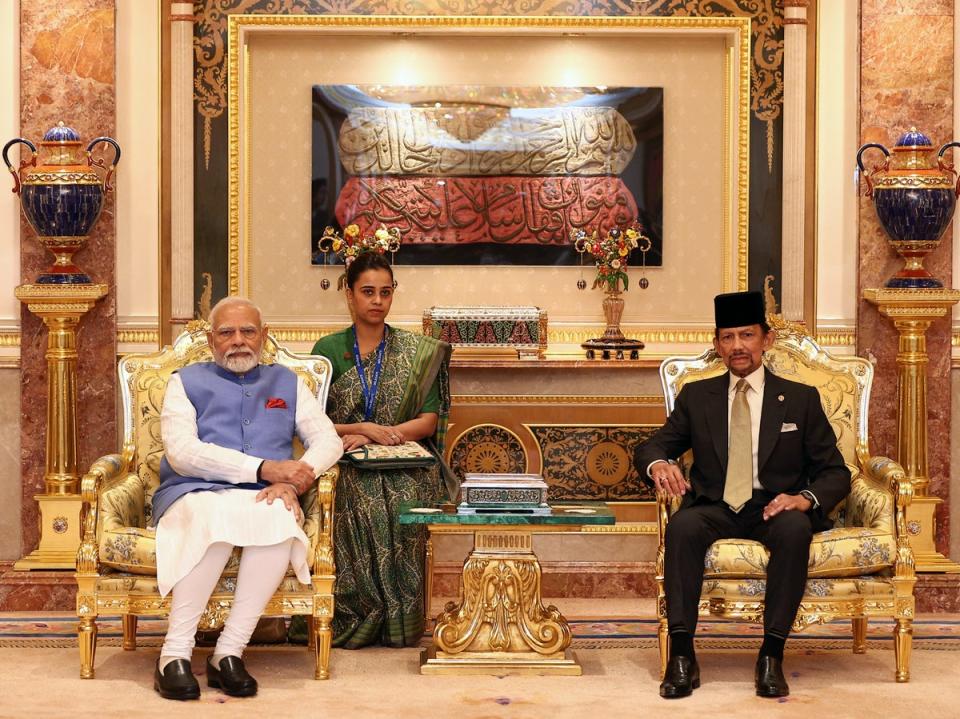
[635,368,850,528]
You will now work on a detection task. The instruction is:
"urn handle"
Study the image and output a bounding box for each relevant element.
[86,136,121,191]
[2,138,38,196]
[856,143,890,198]
[937,141,960,197]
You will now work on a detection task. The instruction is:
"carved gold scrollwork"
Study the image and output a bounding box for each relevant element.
[434,553,570,656]
[198,601,231,629]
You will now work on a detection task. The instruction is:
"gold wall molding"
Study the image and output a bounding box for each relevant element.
[0,325,865,352]
[117,328,160,345]
[814,329,856,346]
[452,395,663,405]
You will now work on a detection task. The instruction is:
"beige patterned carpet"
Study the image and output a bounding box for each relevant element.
[3,602,959,718]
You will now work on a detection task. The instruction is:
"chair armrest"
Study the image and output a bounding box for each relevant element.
[78,453,128,575]
[300,465,338,575]
[859,452,915,578]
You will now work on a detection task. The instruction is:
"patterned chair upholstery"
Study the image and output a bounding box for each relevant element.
[655,316,916,682]
[76,322,339,679]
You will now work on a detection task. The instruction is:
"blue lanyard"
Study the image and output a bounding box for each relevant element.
[352,325,388,421]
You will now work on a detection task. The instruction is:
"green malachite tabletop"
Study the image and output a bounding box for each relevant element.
[397,501,615,526]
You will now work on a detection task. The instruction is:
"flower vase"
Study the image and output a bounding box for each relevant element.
[582,288,644,360]
[600,291,626,342]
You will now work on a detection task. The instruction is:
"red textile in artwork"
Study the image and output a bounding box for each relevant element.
[334,175,638,246]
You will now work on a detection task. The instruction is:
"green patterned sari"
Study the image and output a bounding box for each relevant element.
[311,326,452,648]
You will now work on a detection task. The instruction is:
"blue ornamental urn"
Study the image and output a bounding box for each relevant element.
[857,127,960,289]
[3,122,120,284]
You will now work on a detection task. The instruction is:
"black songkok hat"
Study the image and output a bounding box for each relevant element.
[714,291,766,329]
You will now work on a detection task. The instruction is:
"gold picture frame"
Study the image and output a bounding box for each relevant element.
[226,14,751,352]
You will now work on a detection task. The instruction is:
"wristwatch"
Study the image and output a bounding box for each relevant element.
[799,489,819,509]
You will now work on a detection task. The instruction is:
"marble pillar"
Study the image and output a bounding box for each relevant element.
[859,1,954,552]
[18,1,117,558]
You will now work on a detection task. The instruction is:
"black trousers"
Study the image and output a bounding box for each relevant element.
[664,493,813,638]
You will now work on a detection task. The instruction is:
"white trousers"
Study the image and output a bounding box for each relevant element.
[160,539,294,660]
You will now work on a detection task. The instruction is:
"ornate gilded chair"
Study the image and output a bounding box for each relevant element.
[75,322,339,680]
[655,316,916,682]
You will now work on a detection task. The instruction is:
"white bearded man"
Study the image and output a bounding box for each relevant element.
[151,297,343,700]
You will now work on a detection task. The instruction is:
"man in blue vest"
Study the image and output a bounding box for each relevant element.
[151,297,343,700]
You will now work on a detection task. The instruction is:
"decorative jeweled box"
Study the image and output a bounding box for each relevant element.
[458,473,551,515]
[422,306,547,359]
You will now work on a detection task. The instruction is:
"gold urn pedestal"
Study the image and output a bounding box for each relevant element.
[421,527,581,676]
[864,287,960,573]
[13,283,108,571]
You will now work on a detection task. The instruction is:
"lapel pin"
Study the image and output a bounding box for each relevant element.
[778,394,784,402]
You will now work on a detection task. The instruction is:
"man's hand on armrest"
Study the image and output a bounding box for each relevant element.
[649,459,691,499]
[259,459,316,495]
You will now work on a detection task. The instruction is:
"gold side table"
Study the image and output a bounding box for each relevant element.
[14,283,108,570]
[401,502,615,676]
[864,287,960,572]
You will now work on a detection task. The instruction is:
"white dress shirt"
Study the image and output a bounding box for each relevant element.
[728,365,765,490]
[160,371,343,483]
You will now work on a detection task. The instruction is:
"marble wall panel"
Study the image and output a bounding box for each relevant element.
[18,0,117,554]
[0,370,21,560]
[859,4,954,551]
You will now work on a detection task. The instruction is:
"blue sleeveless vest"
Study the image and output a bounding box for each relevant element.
[152,362,299,523]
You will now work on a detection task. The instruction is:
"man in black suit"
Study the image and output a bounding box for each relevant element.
[635,291,850,699]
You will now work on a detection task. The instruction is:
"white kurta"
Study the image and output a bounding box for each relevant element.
[156,371,343,597]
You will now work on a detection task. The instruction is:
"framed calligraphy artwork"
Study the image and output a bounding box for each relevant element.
[310,84,663,266]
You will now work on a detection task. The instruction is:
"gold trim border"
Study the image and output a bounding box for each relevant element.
[0,326,868,349]
[453,395,663,405]
[226,13,752,297]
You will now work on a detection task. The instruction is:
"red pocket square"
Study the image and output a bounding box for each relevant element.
[265,397,288,409]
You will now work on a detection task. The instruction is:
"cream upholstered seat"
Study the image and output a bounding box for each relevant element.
[655,316,916,682]
[75,322,338,679]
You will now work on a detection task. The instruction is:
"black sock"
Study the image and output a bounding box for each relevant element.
[759,634,785,660]
[669,631,695,660]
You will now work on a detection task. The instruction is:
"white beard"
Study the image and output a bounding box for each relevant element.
[221,350,258,374]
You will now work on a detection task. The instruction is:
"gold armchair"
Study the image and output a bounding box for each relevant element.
[655,317,916,682]
[75,323,339,679]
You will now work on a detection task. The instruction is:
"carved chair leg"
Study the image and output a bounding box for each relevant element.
[79,616,98,679]
[851,616,867,654]
[894,617,912,683]
[657,618,669,679]
[122,615,138,651]
[314,616,332,680]
[307,615,316,652]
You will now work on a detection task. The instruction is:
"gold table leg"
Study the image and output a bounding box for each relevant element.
[420,528,580,676]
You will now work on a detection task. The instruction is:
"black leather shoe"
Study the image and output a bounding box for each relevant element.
[660,655,700,699]
[154,658,200,701]
[755,655,790,698]
[206,655,258,697]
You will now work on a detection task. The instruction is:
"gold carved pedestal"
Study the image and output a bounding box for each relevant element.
[864,287,960,572]
[421,526,580,675]
[14,283,108,570]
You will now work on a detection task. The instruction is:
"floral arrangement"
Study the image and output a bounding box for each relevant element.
[318,224,402,289]
[571,225,650,293]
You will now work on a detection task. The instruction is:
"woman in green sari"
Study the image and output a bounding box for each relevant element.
[311,252,454,648]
